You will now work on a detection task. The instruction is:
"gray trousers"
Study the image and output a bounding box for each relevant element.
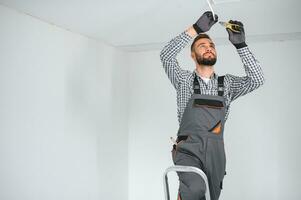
[172,149,208,200]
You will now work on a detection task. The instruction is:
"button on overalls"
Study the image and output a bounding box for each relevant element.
[172,73,226,200]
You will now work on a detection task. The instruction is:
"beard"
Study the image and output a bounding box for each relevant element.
[196,53,217,66]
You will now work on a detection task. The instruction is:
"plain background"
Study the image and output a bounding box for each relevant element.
[1,3,301,200]
[0,5,129,200]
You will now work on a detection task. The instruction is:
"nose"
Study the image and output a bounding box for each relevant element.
[206,47,213,53]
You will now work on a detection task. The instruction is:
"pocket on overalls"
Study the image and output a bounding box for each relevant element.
[193,99,224,131]
[171,144,177,163]
[171,135,190,163]
[193,99,223,109]
[209,120,222,135]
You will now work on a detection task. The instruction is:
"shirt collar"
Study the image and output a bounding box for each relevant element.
[194,70,217,80]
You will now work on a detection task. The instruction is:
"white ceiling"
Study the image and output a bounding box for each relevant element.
[0,0,300,51]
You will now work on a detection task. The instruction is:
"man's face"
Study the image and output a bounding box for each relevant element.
[191,38,217,66]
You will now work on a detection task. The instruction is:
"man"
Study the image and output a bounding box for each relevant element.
[160,11,264,200]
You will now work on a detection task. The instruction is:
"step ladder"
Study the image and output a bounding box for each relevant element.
[163,165,211,200]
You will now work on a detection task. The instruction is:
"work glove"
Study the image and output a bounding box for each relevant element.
[226,20,247,49]
[193,11,218,34]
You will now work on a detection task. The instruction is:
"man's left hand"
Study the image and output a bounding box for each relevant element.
[226,20,247,49]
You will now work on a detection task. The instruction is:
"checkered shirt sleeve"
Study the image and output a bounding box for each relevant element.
[159,32,192,90]
[227,47,265,101]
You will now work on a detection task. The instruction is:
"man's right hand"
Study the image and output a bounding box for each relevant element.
[193,11,218,34]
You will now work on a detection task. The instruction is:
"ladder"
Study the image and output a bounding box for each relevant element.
[163,165,211,200]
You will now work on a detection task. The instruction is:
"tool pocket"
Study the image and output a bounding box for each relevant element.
[176,135,189,144]
[171,135,189,163]
[171,145,177,164]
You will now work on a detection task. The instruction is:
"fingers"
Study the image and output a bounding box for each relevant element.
[228,20,244,27]
[214,14,218,22]
[233,25,240,32]
[237,21,243,26]
[204,11,213,17]
[228,20,244,32]
[204,11,218,22]
[226,28,233,36]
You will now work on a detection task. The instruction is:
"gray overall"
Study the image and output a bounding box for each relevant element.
[172,74,226,200]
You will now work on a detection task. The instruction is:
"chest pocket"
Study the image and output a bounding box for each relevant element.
[193,98,224,132]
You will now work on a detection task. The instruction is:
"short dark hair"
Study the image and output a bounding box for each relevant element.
[190,33,212,51]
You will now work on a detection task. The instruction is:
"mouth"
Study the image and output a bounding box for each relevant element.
[204,52,214,57]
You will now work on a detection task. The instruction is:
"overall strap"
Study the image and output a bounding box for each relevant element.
[193,74,200,94]
[194,73,225,96]
[217,76,225,96]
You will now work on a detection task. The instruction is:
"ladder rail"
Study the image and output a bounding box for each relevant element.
[163,165,211,200]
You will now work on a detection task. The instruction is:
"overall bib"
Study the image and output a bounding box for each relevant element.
[172,74,226,200]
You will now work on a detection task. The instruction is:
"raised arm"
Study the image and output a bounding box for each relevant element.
[160,11,218,89]
[159,29,193,90]
[225,20,265,100]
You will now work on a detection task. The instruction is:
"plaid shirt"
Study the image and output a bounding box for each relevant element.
[160,31,265,124]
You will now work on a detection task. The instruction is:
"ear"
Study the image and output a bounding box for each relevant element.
[191,52,196,60]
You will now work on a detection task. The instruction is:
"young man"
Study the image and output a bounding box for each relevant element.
[160,11,264,200]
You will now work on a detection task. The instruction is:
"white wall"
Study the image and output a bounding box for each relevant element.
[127,35,301,200]
[0,5,128,200]
[1,3,301,200]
